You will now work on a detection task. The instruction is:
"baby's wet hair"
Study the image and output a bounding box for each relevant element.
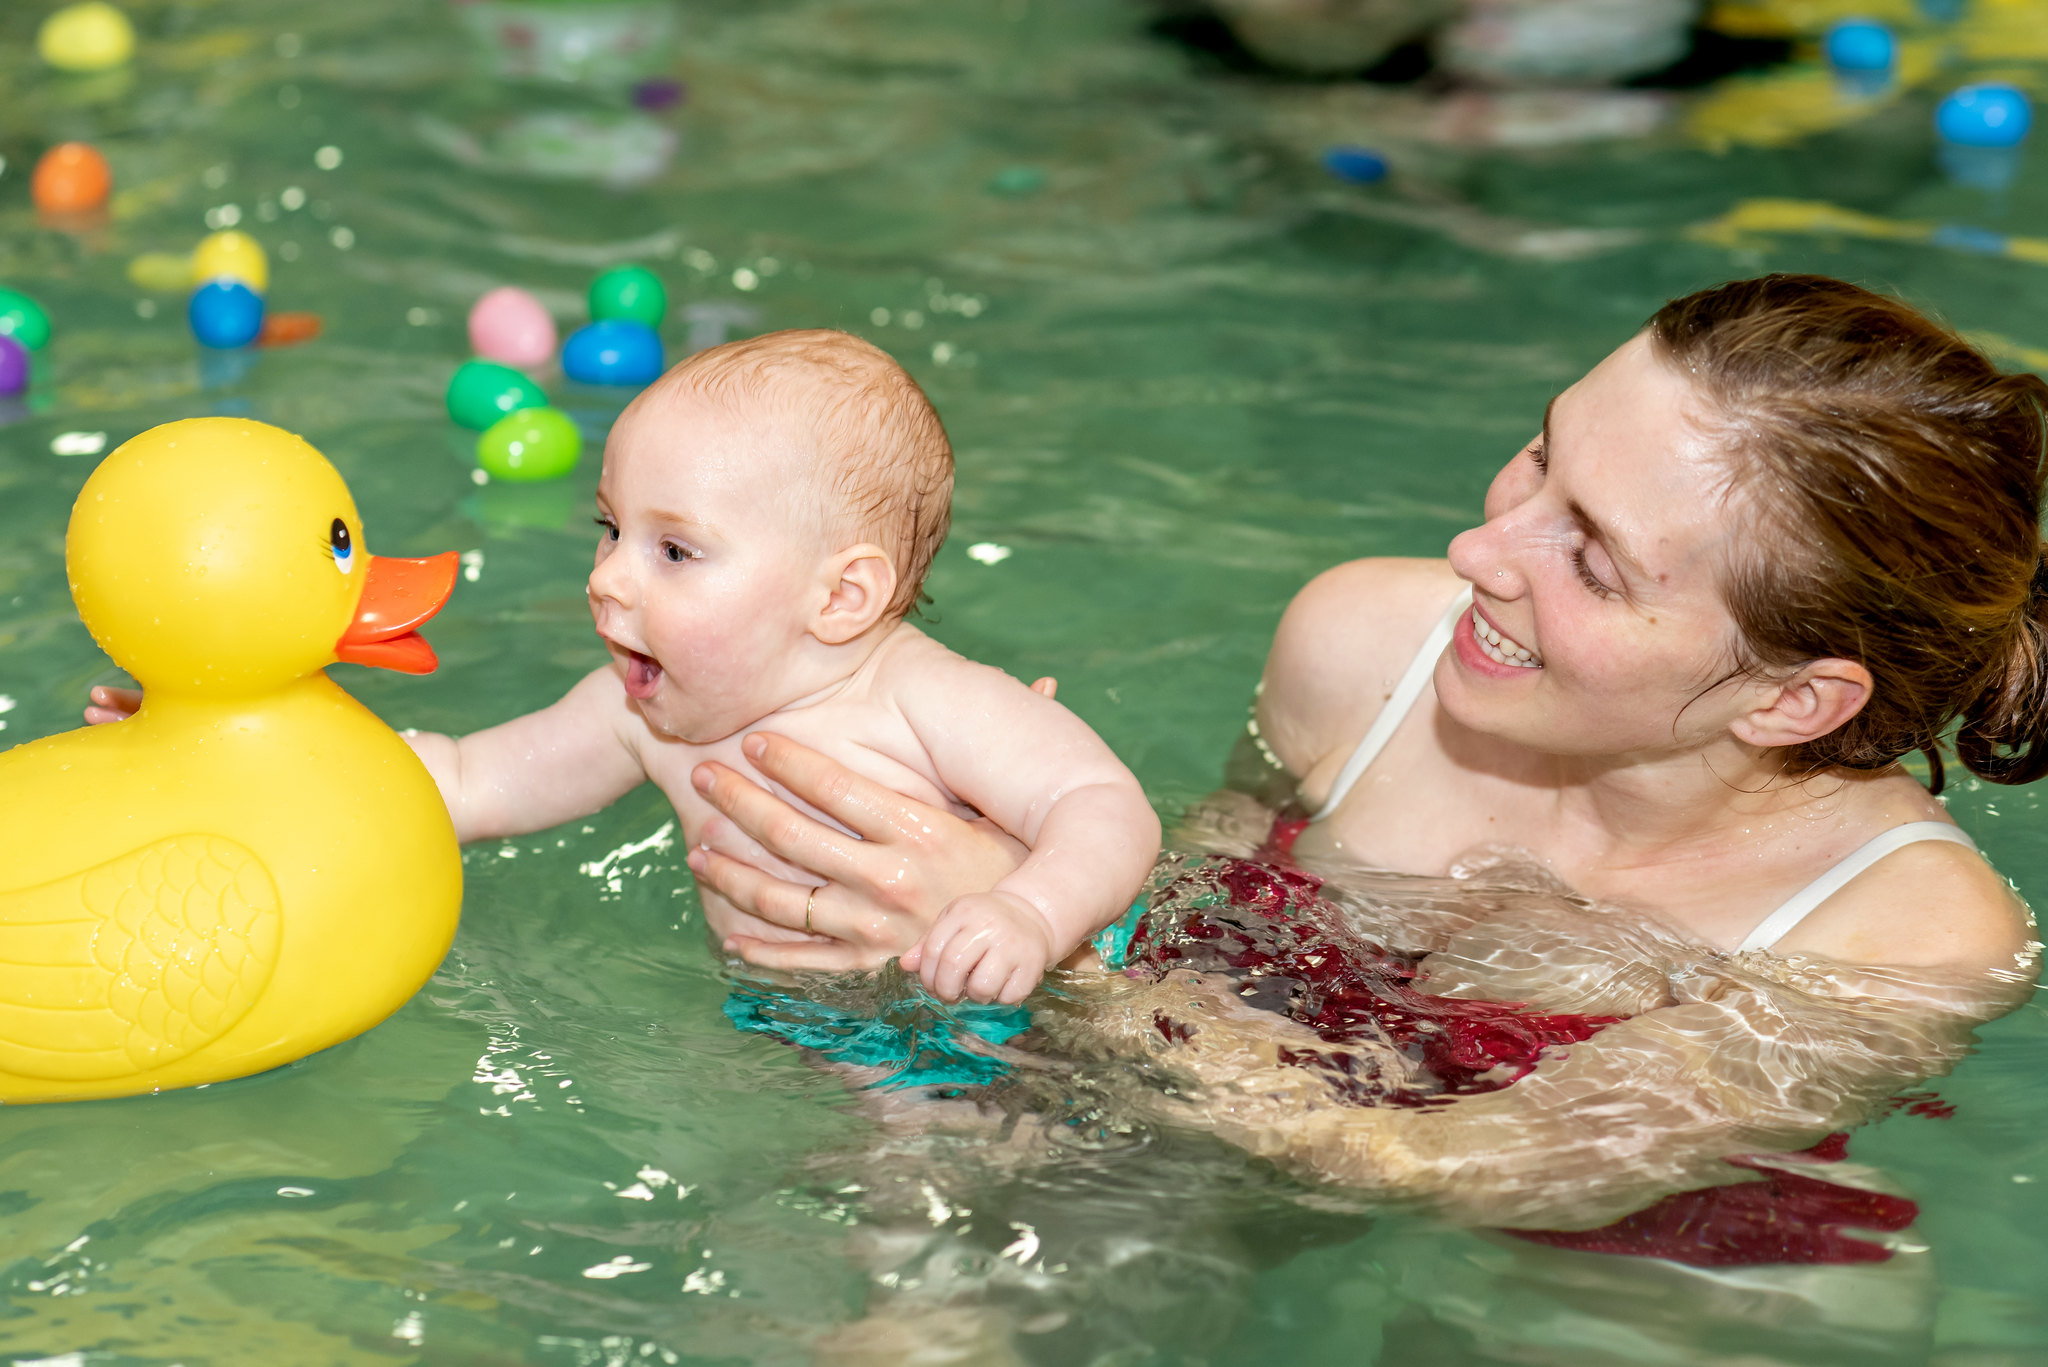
[663,328,952,620]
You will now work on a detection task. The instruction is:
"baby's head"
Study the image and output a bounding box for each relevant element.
[588,329,954,741]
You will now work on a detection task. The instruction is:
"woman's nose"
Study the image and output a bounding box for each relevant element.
[1448,515,1529,597]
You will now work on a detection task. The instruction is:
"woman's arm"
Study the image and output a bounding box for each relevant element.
[1073,953,2012,1230]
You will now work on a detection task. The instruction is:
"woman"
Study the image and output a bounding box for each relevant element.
[684,275,2045,1227]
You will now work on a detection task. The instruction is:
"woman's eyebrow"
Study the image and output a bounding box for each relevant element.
[1566,496,1648,581]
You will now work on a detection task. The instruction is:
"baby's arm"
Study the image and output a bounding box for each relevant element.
[894,655,1161,1003]
[406,665,648,842]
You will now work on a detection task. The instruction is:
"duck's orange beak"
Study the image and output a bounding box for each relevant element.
[335,552,459,674]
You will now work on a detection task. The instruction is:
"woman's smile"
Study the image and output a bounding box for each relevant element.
[1453,599,1544,678]
[1471,603,1541,667]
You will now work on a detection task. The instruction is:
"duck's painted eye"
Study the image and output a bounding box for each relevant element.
[330,517,354,575]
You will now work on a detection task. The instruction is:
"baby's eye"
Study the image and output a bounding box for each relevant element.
[592,516,619,542]
[661,541,695,563]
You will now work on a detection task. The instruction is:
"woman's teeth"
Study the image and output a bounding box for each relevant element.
[1473,608,1541,668]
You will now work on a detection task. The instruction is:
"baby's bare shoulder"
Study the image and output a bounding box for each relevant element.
[868,623,1032,701]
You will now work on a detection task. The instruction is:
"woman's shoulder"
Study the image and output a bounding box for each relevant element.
[1775,822,2039,977]
[1256,558,1465,779]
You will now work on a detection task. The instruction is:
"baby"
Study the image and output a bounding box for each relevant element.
[412,329,1156,1003]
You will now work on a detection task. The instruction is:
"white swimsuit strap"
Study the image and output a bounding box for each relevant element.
[1735,821,1979,954]
[1310,585,1474,822]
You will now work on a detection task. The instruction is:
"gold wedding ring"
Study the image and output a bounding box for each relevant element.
[805,888,816,935]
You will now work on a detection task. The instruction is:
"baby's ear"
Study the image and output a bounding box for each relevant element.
[813,543,898,645]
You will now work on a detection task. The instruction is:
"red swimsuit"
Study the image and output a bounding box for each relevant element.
[1127,819,1919,1267]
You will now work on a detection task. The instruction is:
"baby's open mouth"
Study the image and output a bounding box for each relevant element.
[620,647,663,699]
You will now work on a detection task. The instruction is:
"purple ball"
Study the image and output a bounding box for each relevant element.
[633,78,686,111]
[0,335,29,396]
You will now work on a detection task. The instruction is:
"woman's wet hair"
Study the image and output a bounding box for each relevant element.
[1649,274,2048,792]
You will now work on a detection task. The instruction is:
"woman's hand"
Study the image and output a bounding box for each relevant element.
[83,685,141,725]
[686,732,1033,973]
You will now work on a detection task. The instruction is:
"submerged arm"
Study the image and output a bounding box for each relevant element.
[1089,952,2018,1229]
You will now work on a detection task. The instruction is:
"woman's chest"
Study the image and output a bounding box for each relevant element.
[1291,724,1905,952]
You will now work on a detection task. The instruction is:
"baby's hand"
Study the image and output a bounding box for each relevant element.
[84,685,142,725]
[901,891,1054,1005]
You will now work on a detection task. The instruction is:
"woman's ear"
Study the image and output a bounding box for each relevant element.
[1731,658,1873,750]
[812,543,898,645]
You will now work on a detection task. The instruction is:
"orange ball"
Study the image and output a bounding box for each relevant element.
[258,312,322,347]
[32,142,112,214]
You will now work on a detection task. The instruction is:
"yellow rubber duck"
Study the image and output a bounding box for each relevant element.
[0,417,462,1103]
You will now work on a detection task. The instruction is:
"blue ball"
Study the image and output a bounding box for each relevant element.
[562,320,664,386]
[1323,146,1389,185]
[188,278,264,349]
[1937,83,2033,148]
[1824,19,1894,74]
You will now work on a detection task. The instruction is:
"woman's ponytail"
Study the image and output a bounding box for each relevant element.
[1955,548,2048,787]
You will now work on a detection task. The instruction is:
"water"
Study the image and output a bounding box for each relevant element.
[3,1,2048,1361]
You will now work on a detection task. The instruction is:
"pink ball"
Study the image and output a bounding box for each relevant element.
[467,286,557,369]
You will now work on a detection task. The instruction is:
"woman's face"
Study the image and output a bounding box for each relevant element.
[1440,332,1758,760]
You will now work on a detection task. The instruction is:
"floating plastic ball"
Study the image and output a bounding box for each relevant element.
[1937,84,2032,147]
[467,286,557,369]
[1323,146,1389,184]
[477,406,581,482]
[258,312,322,347]
[0,337,29,397]
[447,360,549,431]
[633,78,687,111]
[987,165,1046,196]
[32,143,112,215]
[562,320,663,386]
[37,2,134,73]
[129,252,196,293]
[188,279,265,349]
[589,265,667,328]
[0,289,54,352]
[192,231,269,293]
[1825,20,1894,74]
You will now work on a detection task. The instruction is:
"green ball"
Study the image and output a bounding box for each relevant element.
[589,265,667,328]
[447,360,547,431]
[0,288,53,351]
[477,406,581,482]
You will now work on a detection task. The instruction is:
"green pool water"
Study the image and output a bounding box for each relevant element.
[4,1,2048,1362]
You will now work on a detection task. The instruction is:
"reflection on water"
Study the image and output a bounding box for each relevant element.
[3,0,2048,1362]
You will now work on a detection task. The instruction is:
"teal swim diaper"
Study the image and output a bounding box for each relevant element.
[722,900,1148,1089]
[722,983,1031,1090]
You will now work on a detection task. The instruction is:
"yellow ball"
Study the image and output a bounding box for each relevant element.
[192,230,269,294]
[127,251,194,293]
[37,2,136,74]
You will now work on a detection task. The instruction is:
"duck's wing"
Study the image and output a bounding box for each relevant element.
[0,836,282,1080]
